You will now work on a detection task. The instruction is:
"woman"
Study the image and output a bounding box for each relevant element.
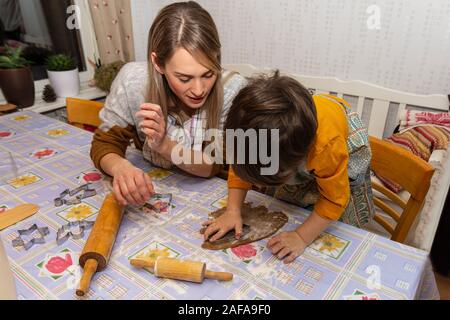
[91,1,247,206]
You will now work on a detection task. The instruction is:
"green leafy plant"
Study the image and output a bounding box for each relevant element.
[94,60,126,92]
[46,54,77,72]
[0,46,31,69]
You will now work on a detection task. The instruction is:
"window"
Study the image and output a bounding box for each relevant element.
[0,0,99,101]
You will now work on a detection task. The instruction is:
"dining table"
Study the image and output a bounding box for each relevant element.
[0,110,440,300]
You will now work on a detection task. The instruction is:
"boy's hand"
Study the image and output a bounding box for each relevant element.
[267,230,308,264]
[202,209,243,242]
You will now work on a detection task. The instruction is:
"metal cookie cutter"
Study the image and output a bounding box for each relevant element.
[11,224,50,250]
[54,188,70,207]
[147,193,173,213]
[54,184,97,207]
[77,188,96,200]
[63,197,81,206]
[69,183,92,196]
[56,220,94,245]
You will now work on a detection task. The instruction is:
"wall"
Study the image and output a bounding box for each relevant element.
[132,0,450,95]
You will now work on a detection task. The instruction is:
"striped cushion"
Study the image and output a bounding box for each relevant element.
[376,124,450,193]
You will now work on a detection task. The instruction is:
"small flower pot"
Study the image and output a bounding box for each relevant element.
[47,68,80,98]
[0,67,35,108]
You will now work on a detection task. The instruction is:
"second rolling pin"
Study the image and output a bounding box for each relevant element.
[130,257,233,283]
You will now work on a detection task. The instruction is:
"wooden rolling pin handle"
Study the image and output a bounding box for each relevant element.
[205,270,233,281]
[130,258,155,269]
[76,259,99,297]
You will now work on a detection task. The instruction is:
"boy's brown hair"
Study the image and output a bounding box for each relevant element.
[225,71,318,186]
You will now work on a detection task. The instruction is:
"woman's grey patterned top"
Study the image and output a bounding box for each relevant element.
[91,61,247,171]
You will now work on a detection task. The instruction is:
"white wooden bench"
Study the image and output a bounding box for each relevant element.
[225,63,450,251]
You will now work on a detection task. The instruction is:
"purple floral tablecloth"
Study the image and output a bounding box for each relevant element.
[0,111,440,300]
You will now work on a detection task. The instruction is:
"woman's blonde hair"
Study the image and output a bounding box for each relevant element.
[147,1,223,132]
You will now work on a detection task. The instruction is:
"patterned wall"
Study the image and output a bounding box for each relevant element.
[132,0,450,95]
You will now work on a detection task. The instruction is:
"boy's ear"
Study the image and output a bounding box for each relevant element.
[150,52,164,75]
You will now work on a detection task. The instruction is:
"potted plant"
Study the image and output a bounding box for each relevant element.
[46,54,80,98]
[0,46,35,108]
[22,46,53,81]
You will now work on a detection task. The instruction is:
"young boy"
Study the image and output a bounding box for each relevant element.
[202,71,375,263]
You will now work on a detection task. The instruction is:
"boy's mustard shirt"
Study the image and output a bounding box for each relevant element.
[228,95,351,221]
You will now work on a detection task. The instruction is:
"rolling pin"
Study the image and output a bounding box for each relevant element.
[0,204,39,231]
[76,193,124,296]
[130,257,233,283]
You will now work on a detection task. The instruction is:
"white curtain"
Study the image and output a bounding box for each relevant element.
[88,0,135,64]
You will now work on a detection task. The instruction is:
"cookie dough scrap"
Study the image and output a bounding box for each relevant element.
[200,203,288,250]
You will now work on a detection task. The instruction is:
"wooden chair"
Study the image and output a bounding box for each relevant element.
[0,104,18,116]
[66,97,104,130]
[369,136,435,243]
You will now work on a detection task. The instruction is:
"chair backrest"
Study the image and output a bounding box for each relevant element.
[223,64,449,139]
[0,103,18,116]
[369,136,435,243]
[66,97,104,129]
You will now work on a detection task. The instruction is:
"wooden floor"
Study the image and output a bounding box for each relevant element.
[435,272,450,300]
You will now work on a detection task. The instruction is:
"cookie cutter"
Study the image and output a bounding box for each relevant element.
[77,189,96,200]
[60,188,70,198]
[147,193,172,213]
[56,220,94,245]
[54,197,64,207]
[69,183,92,196]
[11,224,50,250]
[54,183,97,207]
[63,197,81,206]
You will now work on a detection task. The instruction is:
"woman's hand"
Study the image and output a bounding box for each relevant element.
[267,230,309,264]
[111,159,154,206]
[136,103,166,153]
[202,208,243,242]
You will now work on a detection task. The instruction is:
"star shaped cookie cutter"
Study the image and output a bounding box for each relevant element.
[11,224,50,250]
[54,183,97,207]
[56,220,94,245]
